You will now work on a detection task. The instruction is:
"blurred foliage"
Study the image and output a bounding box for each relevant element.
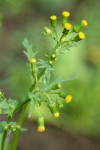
[0,0,100,136]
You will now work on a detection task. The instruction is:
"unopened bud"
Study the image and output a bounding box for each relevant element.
[63,23,72,35]
[50,15,57,28]
[62,11,70,25]
[74,20,88,33]
[51,53,56,60]
[44,26,52,35]
[52,83,62,90]
[73,32,85,42]
[48,60,53,65]
[11,125,16,132]
[65,95,72,103]
[49,103,60,118]
[37,116,45,133]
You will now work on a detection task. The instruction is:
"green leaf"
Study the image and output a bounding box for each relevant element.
[22,38,38,60]
[0,98,18,117]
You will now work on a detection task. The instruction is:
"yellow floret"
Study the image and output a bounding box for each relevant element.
[64,23,72,30]
[38,126,45,132]
[82,20,88,27]
[30,58,37,63]
[79,32,85,39]
[62,11,70,17]
[65,95,72,103]
[50,15,57,20]
[53,112,60,118]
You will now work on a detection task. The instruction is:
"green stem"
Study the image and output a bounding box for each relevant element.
[1,116,12,150]
[1,131,7,150]
[53,27,58,40]
[11,104,28,150]
[13,98,30,114]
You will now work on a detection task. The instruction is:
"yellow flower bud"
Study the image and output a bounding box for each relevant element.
[62,11,70,17]
[50,15,57,28]
[37,116,45,133]
[65,95,72,103]
[63,23,72,35]
[54,112,60,118]
[64,23,72,30]
[30,58,37,63]
[74,20,88,33]
[73,32,85,42]
[81,20,88,27]
[50,15,57,20]
[62,11,70,25]
[79,32,85,40]
[38,126,45,132]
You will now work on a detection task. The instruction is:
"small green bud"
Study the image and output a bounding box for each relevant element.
[2,124,9,131]
[51,53,56,60]
[61,37,66,42]
[10,105,15,111]
[52,83,62,90]
[11,125,16,131]
[48,60,53,65]
[44,26,52,35]
[51,53,56,58]
[67,41,74,46]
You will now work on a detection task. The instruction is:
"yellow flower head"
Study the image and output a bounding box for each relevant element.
[50,15,57,20]
[54,112,60,118]
[38,126,45,133]
[79,32,85,39]
[62,11,70,17]
[65,95,72,103]
[64,23,72,30]
[81,20,88,27]
[30,58,37,63]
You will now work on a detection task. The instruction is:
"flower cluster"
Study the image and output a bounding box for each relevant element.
[22,11,87,133]
[0,11,88,136]
[0,10,88,150]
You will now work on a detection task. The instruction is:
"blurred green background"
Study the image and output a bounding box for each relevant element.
[0,0,100,137]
